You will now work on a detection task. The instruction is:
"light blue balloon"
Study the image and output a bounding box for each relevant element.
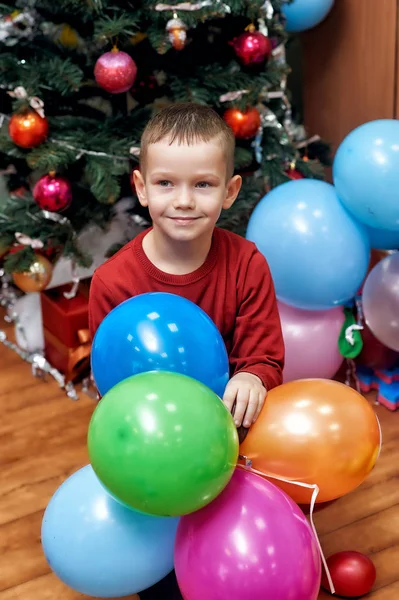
[41,465,179,598]
[246,180,370,310]
[333,119,399,231]
[91,292,229,398]
[282,0,334,32]
[366,225,399,250]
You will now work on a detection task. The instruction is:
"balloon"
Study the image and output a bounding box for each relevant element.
[282,0,334,32]
[246,180,370,310]
[240,379,381,504]
[333,120,399,230]
[91,292,229,398]
[362,252,399,352]
[41,465,179,598]
[358,249,392,294]
[278,301,344,382]
[366,225,399,250]
[356,323,398,371]
[88,371,238,516]
[175,469,321,600]
[321,551,376,597]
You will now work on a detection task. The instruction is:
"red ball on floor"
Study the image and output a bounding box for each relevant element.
[321,551,376,597]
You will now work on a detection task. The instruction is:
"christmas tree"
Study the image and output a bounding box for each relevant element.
[0,0,329,287]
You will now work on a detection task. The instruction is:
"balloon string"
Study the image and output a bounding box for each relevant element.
[236,460,335,595]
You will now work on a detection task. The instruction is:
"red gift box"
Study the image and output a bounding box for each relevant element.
[44,327,91,382]
[41,281,90,348]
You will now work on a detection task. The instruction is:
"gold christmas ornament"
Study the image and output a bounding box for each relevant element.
[166,14,187,50]
[12,254,53,293]
[57,23,80,49]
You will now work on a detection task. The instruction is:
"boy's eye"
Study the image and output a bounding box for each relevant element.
[196,181,211,188]
[157,180,172,187]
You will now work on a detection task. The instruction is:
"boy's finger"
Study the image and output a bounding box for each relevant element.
[222,383,238,412]
[243,390,258,427]
[233,388,249,427]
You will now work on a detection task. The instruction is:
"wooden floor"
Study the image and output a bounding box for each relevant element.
[1,317,398,599]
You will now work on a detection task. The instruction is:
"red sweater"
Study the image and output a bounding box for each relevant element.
[89,227,284,391]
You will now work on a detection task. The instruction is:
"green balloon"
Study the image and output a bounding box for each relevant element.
[88,371,238,516]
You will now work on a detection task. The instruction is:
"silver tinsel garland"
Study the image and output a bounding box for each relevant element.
[0,269,98,401]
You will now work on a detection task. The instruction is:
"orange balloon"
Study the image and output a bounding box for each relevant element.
[240,379,381,504]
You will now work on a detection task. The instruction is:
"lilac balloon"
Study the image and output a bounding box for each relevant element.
[278,301,345,382]
[175,469,321,600]
[362,252,399,352]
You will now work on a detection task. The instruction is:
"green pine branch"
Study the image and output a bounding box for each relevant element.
[0,136,29,160]
[84,156,129,204]
[25,142,77,172]
[3,246,36,274]
[0,0,328,273]
[35,0,106,19]
[94,14,141,42]
[39,57,84,95]
[235,147,254,170]
[0,53,84,97]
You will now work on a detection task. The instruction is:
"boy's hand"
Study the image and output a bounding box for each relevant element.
[223,372,266,428]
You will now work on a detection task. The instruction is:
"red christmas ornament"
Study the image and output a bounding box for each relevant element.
[321,551,377,597]
[286,167,305,180]
[9,110,49,148]
[223,107,261,139]
[33,173,72,212]
[232,26,272,65]
[94,48,137,94]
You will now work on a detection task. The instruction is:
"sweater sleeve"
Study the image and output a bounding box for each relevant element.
[230,249,285,390]
[88,272,116,340]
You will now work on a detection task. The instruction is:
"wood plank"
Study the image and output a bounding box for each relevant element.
[0,573,139,600]
[302,0,398,156]
[1,313,398,599]
[0,447,90,526]
[314,409,399,535]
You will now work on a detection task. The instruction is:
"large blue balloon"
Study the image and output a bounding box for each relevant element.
[366,225,399,250]
[246,180,370,310]
[92,292,229,397]
[41,465,179,598]
[333,120,399,231]
[282,0,334,32]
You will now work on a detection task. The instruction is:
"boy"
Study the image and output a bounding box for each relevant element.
[89,102,284,600]
[89,102,284,428]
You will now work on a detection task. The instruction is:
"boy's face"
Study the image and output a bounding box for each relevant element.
[133,137,241,243]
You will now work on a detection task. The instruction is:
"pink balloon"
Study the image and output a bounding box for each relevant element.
[278,301,345,382]
[175,469,321,600]
[362,252,399,352]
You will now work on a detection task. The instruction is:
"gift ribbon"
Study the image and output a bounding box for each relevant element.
[8,86,45,118]
[15,232,44,249]
[77,328,91,344]
[237,456,335,595]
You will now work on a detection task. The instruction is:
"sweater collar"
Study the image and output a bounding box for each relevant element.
[133,227,220,285]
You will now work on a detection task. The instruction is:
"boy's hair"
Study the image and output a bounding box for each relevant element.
[140,102,236,179]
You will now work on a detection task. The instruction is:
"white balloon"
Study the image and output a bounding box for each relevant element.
[362,252,399,352]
